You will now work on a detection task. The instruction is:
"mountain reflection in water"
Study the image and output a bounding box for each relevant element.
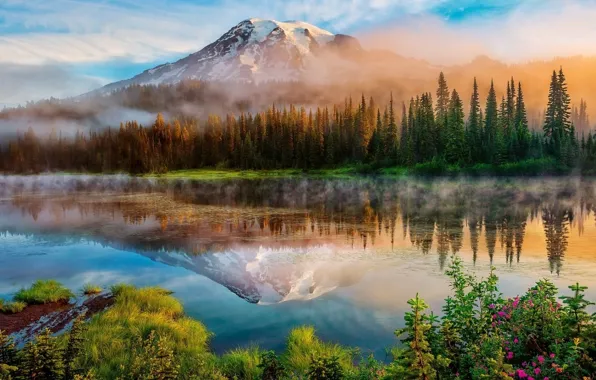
[2,175,596,354]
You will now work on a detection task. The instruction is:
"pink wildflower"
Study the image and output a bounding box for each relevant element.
[549,353,555,359]
[513,297,520,308]
[534,368,541,375]
[517,369,528,378]
[514,338,519,344]
[537,355,544,364]
[507,351,514,360]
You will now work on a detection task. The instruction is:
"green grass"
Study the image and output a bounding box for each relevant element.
[73,284,361,379]
[282,326,357,377]
[146,159,574,181]
[13,280,74,305]
[77,285,213,378]
[147,169,305,180]
[1,301,26,314]
[218,346,263,380]
[145,166,378,180]
[82,284,103,296]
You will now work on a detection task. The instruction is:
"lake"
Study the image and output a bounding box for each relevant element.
[1,175,595,358]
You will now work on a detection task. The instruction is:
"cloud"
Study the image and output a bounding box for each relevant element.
[0,0,445,65]
[0,63,107,104]
[359,0,596,65]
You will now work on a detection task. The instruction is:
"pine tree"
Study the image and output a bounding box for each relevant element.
[558,68,572,135]
[445,90,466,164]
[544,68,572,158]
[22,329,64,380]
[435,72,450,156]
[515,82,530,160]
[467,78,482,162]
[0,331,18,377]
[484,80,499,162]
[387,93,399,162]
[436,72,450,124]
[386,294,446,379]
[64,315,86,380]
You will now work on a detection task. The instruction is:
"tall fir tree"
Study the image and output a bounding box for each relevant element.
[484,80,499,162]
[435,72,450,156]
[445,90,466,164]
[515,82,530,160]
[467,77,482,162]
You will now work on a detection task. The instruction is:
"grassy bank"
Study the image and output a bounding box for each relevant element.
[146,158,574,181]
[2,261,596,379]
[146,167,364,180]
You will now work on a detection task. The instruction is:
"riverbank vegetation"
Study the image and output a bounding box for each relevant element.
[13,280,74,305]
[1,257,595,379]
[2,69,596,177]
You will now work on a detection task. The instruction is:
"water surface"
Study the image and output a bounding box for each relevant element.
[1,175,595,357]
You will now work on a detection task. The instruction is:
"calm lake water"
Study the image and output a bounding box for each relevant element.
[1,175,596,357]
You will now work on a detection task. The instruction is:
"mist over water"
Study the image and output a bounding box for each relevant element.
[1,175,596,355]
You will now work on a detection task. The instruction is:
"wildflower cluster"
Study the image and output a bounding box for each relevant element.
[391,256,596,379]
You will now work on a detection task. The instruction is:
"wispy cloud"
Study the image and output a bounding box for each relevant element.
[360,0,596,65]
[0,0,445,65]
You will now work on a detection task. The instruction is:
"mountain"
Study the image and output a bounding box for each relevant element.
[99,18,362,92]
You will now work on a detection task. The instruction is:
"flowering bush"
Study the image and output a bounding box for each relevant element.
[392,256,596,379]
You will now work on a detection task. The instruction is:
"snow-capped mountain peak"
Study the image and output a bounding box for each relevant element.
[99,18,362,92]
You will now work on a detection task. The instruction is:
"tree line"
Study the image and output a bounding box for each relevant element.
[1,68,595,174]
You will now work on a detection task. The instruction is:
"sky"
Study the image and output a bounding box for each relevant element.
[1,0,595,105]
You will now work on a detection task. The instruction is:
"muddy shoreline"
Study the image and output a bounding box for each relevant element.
[1,294,114,343]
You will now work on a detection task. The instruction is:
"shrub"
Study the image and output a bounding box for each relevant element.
[307,355,344,380]
[14,280,74,305]
[389,255,596,379]
[21,328,65,379]
[1,301,26,314]
[258,350,287,380]
[82,284,102,296]
[127,330,180,380]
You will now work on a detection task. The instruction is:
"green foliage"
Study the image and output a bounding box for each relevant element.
[258,350,287,380]
[386,294,448,379]
[218,346,262,380]
[64,315,87,379]
[4,277,596,379]
[126,330,180,380]
[109,283,135,296]
[307,355,344,380]
[0,331,18,376]
[2,68,592,177]
[14,280,74,305]
[1,301,26,314]
[77,285,211,379]
[283,326,356,377]
[21,328,64,380]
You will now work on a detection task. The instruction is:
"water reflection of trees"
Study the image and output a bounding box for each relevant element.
[4,178,596,273]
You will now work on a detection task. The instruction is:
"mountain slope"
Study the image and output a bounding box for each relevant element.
[100,18,362,92]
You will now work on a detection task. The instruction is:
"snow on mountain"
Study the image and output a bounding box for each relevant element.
[140,244,370,304]
[99,18,362,92]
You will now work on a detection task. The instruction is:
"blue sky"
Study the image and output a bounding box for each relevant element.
[0,0,594,104]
